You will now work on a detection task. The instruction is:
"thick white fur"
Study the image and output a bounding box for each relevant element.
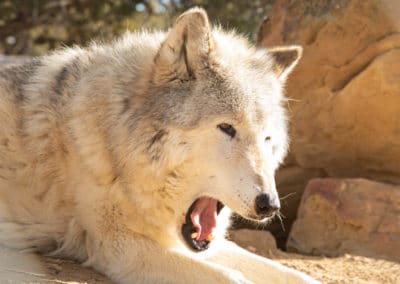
[0,7,318,284]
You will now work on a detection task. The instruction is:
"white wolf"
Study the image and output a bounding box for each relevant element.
[0,7,318,284]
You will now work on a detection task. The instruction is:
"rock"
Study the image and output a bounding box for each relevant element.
[287,178,400,261]
[229,229,278,256]
[258,0,400,182]
[257,0,400,242]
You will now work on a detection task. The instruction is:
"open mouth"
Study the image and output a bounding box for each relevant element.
[181,197,224,251]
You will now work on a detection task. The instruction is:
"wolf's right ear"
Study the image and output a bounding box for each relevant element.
[153,7,214,82]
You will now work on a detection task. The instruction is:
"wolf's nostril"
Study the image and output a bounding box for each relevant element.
[255,193,280,216]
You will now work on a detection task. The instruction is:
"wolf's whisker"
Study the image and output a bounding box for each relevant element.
[280,192,297,201]
[276,210,286,232]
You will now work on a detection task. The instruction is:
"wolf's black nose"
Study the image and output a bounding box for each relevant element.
[255,194,280,217]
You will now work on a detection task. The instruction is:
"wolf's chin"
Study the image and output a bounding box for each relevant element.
[181,197,224,252]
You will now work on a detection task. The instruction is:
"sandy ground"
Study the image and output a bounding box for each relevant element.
[277,253,400,284]
[0,239,399,284]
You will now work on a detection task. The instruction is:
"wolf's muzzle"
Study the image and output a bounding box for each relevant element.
[254,193,280,218]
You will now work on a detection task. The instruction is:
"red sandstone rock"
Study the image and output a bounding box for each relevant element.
[287,178,400,261]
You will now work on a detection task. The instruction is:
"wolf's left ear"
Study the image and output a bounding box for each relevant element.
[154,7,214,82]
[268,46,302,81]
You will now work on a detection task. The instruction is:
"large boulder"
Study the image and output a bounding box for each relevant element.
[257,0,400,242]
[287,178,400,261]
[259,0,400,181]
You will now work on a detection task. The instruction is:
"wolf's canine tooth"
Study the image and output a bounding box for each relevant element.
[206,235,214,242]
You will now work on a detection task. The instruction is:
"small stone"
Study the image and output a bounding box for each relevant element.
[247,246,257,252]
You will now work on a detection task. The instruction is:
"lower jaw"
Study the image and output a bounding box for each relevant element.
[181,198,224,252]
[181,222,211,251]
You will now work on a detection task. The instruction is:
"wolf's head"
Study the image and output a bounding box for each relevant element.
[138,8,301,251]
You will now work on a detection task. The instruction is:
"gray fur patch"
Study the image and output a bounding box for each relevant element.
[52,58,81,97]
[54,66,69,95]
[147,129,168,161]
[0,59,42,102]
[120,98,130,115]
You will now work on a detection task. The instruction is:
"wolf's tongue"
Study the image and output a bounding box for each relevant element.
[190,197,218,241]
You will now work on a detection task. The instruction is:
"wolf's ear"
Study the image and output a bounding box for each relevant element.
[268,46,302,81]
[153,7,214,82]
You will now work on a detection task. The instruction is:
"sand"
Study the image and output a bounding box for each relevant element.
[0,245,398,283]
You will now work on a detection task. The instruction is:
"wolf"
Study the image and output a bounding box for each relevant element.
[0,7,318,284]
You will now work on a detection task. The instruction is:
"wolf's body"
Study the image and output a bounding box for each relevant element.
[0,8,317,284]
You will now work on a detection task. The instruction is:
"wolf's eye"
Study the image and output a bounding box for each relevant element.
[265,136,271,142]
[217,123,236,138]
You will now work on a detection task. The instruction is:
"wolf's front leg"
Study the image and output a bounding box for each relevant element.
[206,240,320,284]
[85,233,251,284]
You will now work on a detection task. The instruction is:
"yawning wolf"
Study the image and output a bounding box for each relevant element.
[0,7,318,284]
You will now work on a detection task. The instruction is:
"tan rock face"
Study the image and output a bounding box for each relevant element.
[287,178,400,261]
[258,0,400,182]
[257,0,400,242]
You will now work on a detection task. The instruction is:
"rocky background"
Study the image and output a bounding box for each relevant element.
[257,0,400,265]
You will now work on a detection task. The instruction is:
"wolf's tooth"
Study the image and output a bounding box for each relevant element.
[191,232,198,239]
[206,234,215,242]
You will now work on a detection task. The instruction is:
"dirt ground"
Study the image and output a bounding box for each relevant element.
[277,253,400,284]
[1,241,399,284]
